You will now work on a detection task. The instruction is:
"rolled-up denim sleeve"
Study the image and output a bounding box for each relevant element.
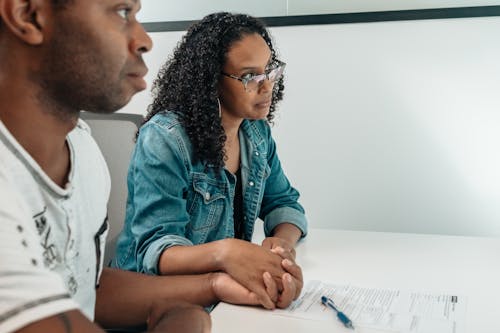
[142,235,193,274]
[263,206,308,238]
[125,120,193,275]
[259,123,308,238]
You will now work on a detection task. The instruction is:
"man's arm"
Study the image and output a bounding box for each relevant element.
[14,310,104,333]
[95,267,301,329]
[13,267,215,333]
[15,306,210,333]
[95,268,216,329]
[146,300,210,333]
[11,267,280,333]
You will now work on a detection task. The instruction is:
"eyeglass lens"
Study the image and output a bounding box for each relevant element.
[245,65,284,91]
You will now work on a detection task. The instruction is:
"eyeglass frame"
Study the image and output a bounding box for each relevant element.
[221,60,286,92]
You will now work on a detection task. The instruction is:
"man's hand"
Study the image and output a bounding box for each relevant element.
[147,300,211,333]
[211,271,300,310]
[210,272,260,306]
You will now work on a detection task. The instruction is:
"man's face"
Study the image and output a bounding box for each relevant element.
[37,0,152,113]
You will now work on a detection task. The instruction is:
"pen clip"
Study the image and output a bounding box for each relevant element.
[321,295,337,310]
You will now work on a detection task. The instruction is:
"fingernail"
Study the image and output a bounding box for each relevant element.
[283,259,292,266]
[285,274,292,282]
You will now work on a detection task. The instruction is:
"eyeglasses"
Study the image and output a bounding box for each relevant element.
[221,60,286,92]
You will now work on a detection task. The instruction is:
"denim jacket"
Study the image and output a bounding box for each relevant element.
[112,111,307,274]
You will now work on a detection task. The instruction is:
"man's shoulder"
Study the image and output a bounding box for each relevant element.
[68,118,111,198]
[69,118,107,166]
[75,118,92,133]
[71,118,95,142]
[0,168,79,333]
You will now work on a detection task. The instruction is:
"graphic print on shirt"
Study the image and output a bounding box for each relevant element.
[33,207,78,295]
[33,207,60,269]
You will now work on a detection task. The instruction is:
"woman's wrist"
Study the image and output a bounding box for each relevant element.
[212,238,231,271]
[272,223,302,245]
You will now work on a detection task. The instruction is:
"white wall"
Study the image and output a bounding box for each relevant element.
[286,0,500,15]
[119,16,500,236]
[137,0,500,22]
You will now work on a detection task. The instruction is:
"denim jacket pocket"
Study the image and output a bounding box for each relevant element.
[188,173,226,232]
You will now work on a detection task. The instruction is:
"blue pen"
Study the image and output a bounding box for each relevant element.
[321,295,355,330]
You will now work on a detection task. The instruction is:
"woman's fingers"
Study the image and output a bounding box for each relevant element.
[282,259,303,299]
[263,271,278,303]
[276,273,297,308]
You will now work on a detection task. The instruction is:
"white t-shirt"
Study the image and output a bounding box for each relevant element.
[0,119,110,333]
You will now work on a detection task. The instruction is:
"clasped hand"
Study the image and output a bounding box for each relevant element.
[217,238,303,309]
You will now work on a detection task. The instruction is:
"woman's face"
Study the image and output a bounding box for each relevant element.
[218,33,277,124]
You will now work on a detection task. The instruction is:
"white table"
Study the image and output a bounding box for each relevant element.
[211,228,500,333]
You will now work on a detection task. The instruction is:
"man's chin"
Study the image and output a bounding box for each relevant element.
[82,96,132,114]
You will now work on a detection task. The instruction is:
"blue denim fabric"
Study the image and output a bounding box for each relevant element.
[112,111,307,274]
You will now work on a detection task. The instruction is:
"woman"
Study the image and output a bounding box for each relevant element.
[113,12,307,309]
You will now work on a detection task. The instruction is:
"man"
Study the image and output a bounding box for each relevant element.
[0,0,302,332]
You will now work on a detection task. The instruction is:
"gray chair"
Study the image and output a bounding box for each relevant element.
[80,112,143,266]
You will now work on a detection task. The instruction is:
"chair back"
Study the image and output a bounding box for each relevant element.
[80,112,142,265]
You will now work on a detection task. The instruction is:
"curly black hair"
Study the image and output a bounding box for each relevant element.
[143,12,285,170]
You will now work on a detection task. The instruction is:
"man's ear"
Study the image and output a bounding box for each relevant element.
[0,0,49,45]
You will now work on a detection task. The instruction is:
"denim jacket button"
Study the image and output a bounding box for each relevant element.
[248,181,254,187]
[205,192,211,200]
[255,151,260,156]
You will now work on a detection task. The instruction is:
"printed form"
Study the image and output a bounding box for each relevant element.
[272,280,466,333]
